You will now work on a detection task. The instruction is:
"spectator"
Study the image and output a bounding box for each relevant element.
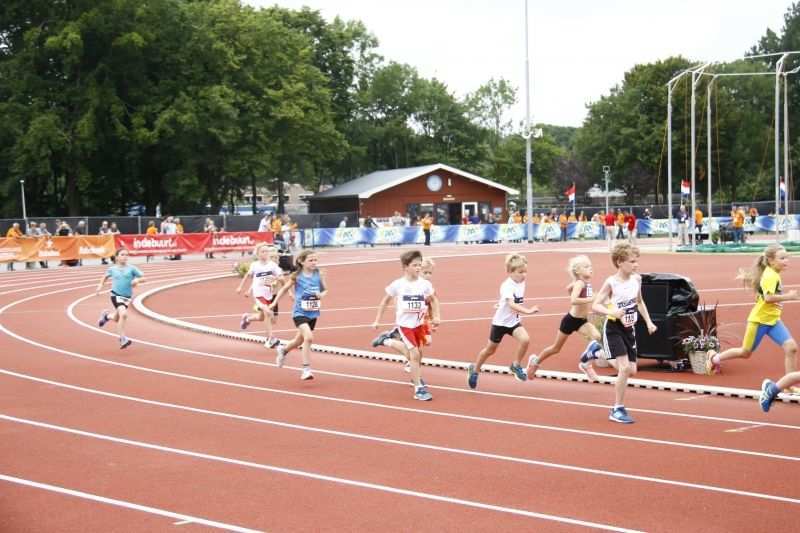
[578,210,587,222]
[35,222,50,269]
[74,220,86,236]
[258,214,271,233]
[615,209,625,240]
[604,209,616,246]
[733,205,746,244]
[558,211,568,241]
[361,215,378,248]
[568,211,577,223]
[694,207,703,244]
[281,214,296,250]
[512,211,522,224]
[676,204,688,246]
[204,218,217,259]
[109,222,121,235]
[748,206,759,225]
[173,217,184,260]
[23,222,40,270]
[339,216,348,228]
[421,213,433,246]
[626,211,637,244]
[271,214,282,239]
[6,223,23,271]
[145,221,157,235]
[99,221,112,264]
[486,212,496,224]
[58,221,72,236]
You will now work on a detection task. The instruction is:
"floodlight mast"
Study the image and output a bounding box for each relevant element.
[666,65,700,252]
[776,54,789,240]
[690,63,710,252]
[523,0,533,244]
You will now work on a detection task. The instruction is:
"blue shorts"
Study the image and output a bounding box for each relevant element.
[741,321,792,352]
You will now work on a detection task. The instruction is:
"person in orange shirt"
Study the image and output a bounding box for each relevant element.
[145,221,157,235]
[559,212,568,241]
[5,222,23,271]
[421,213,433,246]
[616,210,626,240]
[732,205,745,244]
[694,208,704,243]
[748,206,759,224]
[512,211,522,224]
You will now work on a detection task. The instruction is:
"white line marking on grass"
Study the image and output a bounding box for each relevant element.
[0,473,260,532]
[1,369,798,508]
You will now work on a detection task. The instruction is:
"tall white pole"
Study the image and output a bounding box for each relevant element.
[784,73,790,219]
[690,70,698,251]
[776,55,787,240]
[604,167,609,215]
[524,0,533,244]
[707,78,714,224]
[20,180,27,223]
[667,82,674,251]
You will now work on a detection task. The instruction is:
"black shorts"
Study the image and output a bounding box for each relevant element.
[602,319,637,362]
[559,313,587,335]
[110,292,132,309]
[489,323,521,344]
[293,316,317,331]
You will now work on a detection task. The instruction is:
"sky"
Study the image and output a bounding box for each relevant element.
[245,0,792,128]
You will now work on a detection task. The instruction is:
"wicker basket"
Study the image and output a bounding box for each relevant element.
[688,351,708,375]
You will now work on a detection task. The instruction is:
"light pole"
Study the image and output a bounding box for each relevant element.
[20,180,27,224]
[602,165,610,215]
[523,0,534,244]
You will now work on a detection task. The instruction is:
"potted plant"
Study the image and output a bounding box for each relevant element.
[680,304,720,374]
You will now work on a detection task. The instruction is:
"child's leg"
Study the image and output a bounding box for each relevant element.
[408,346,423,387]
[776,371,800,391]
[529,331,568,372]
[473,341,499,371]
[297,323,313,366]
[510,327,530,367]
[614,357,637,406]
[283,330,304,353]
[247,306,266,323]
[116,306,128,338]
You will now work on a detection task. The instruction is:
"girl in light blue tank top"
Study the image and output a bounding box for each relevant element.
[269,250,328,380]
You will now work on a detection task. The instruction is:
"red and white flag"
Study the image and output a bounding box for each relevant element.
[680,179,691,196]
[565,183,576,203]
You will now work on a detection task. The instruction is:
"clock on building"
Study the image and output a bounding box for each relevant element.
[426,174,443,192]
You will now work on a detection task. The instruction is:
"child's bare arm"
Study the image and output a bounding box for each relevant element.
[508,299,539,315]
[372,294,393,328]
[429,294,441,326]
[269,278,293,309]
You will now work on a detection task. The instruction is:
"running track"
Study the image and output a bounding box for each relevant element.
[1,243,798,531]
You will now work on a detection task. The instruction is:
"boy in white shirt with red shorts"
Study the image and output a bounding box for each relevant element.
[372,250,440,401]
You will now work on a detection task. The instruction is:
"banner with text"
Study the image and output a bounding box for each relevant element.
[0,235,116,263]
[114,231,273,257]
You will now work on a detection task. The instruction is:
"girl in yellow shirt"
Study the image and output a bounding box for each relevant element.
[706,244,798,377]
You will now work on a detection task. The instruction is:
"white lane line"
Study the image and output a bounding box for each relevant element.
[725,424,768,433]
[0,473,260,532]
[174,520,192,525]
[0,414,641,532]
[1,369,798,507]
[4,309,799,464]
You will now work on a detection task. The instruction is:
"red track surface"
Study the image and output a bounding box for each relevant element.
[1,243,798,532]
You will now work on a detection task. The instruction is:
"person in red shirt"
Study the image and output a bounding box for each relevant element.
[625,211,637,244]
[604,211,616,247]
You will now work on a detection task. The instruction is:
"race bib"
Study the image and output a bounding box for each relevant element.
[401,295,426,313]
[584,286,593,298]
[622,307,638,328]
[513,295,524,304]
[259,275,276,286]
[301,296,320,312]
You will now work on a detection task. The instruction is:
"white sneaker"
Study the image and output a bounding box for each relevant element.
[300,367,314,380]
[275,346,287,368]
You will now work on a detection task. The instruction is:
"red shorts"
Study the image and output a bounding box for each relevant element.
[397,325,427,349]
[254,296,278,316]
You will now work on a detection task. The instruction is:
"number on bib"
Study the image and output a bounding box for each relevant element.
[401,295,425,313]
[301,297,320,312]
[622,308,637,328]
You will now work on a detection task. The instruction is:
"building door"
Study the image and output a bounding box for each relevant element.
[462,202,478,222]
[447,203,462,225]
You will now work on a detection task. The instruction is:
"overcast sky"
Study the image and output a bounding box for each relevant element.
[245,0,791,128]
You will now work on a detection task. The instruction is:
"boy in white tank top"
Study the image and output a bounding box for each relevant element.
[592,243,657,424]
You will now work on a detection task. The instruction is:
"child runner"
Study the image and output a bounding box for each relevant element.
[270,250,328,380]
[371,250,439,401]
[237,243,283,348]
[526,255,607,381]
[705,244,799,380]
[592,242,657,424]
[467,254,538,389]
[760,371,800,411]
[419,257,437,347]
[96,249,145,349]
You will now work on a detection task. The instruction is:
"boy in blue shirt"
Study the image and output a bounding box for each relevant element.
[96,249,145,348]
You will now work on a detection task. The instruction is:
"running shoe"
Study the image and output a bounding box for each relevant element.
[275,346,287,368]
[579,361,599,382]
[119,337,132,350]
[414,385,432,401]
[526,354,539,378]
[467,364,479,389]
[759,379,780,412]
[371,331,392,348]
[705,351,721,375]
[240,313,250,330]
[403,361,412,373]
[266,337,281,349]
[98,310,109,328]
[410,378,427,387]
[300,366,314,380]
[608,406,634,424]
[580,341,601,363]
[510,362,528,382]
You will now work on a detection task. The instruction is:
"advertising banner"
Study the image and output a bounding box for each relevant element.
[0,235,116,263]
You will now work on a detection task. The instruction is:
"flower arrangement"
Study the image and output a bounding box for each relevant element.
[681,333,720,353]
[679,302,720,354]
